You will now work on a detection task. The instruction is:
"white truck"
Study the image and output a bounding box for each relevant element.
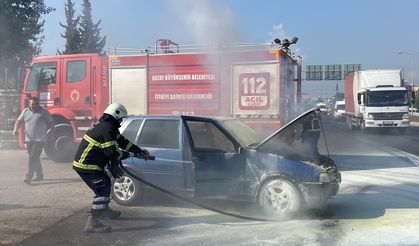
[344,69,411,131]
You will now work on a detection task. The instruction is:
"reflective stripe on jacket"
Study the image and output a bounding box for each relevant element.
[73,114,141,173]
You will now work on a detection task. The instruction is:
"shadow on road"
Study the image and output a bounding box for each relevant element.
[320,183,419,219]
[16,209,250,246]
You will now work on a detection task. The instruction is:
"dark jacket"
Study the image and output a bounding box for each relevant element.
[73,114,141,173]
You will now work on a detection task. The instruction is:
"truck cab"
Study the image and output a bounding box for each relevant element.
[21,53,108,162]
[357,86,410,129]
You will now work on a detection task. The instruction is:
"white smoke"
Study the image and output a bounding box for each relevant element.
[267,24,287,42]
[166,0,241,45]
[267,23,304,60]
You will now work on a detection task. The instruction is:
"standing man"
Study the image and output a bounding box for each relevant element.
[12,97,54,184]
[73,102,150,233]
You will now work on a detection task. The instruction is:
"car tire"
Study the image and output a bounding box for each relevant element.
[111,174,144,206]
[258,179,301,219]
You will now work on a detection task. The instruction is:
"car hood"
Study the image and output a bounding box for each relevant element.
[255,108,329,166]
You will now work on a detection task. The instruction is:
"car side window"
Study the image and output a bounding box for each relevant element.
[138,119,179,149]
[66,60,86,83]
[121,119,143,143]
[186,121,235,153]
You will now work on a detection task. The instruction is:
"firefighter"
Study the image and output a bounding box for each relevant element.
[301,112,321,160]
[73,102,150,233]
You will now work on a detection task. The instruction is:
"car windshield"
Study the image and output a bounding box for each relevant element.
[220,118,262,147]
[26,62,57,91]
[367,90,409,106]
[336,104,345,110]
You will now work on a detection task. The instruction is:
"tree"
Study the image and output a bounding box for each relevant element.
[79,0,106,54]
[0,0,54,65]
[58,0,82,54]
[0,0,54,88]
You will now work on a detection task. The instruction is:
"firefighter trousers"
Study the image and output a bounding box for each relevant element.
[77,171,112,214]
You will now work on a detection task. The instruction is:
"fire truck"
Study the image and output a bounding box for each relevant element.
[20,39,301,162]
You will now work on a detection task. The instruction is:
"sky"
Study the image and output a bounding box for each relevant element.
[41,0,419,96]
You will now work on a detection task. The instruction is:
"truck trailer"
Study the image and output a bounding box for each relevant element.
[344,69,411,131]
[19,41,301,162]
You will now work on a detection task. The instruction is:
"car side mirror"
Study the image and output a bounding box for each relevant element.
[357,93,362,105]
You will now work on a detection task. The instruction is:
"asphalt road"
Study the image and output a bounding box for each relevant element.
[0,120,418,246]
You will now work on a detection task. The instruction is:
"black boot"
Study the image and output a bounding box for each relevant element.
[98,207,122,220]
[84,214,111,233]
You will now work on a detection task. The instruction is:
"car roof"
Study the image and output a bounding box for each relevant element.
[125,114,237,122]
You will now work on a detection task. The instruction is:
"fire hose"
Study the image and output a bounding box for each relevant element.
[119,154,273,222]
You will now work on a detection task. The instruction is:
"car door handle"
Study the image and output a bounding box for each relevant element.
[84,96,90,104]
[193,155,205,161]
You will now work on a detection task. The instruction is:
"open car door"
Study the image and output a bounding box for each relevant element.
[182,116,245,198]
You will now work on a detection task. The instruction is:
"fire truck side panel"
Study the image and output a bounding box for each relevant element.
[148,64,219,115]
[92,55,110,119]
[231,62,280,117]
[109,67,147,115]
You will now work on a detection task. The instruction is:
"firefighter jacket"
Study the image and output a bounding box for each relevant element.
[73,114,142,173]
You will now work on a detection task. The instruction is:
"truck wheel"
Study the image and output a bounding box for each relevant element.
[258,179,301,219]
[44,124,76,163]
[111,174,144,206]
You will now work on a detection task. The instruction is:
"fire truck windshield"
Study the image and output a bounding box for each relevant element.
[26,62,57,91]
[366,90,409,107]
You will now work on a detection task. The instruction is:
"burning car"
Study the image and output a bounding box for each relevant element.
[111,109,341,218]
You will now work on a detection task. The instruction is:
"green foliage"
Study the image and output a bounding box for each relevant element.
[58,0,82,54]
[0,0,54,88]
[0,0,54,65]
[79,0,106,54]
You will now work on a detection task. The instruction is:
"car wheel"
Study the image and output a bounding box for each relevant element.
[258,179,301,219]
[111,175,143,206]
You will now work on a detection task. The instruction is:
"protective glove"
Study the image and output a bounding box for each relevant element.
[109,162,124,179]
[120,150,130,160]
[135,149,151,160]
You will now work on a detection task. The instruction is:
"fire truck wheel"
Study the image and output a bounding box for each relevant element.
[111,174,144,206]
[44,124,76,163]
[258,178,301,220]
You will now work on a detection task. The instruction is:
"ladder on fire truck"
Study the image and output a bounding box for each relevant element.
[108,39,296,56]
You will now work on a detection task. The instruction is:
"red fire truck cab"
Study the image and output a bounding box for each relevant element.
[21,41,301,162]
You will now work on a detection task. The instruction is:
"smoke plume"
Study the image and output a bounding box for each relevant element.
[166,0,241,45]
